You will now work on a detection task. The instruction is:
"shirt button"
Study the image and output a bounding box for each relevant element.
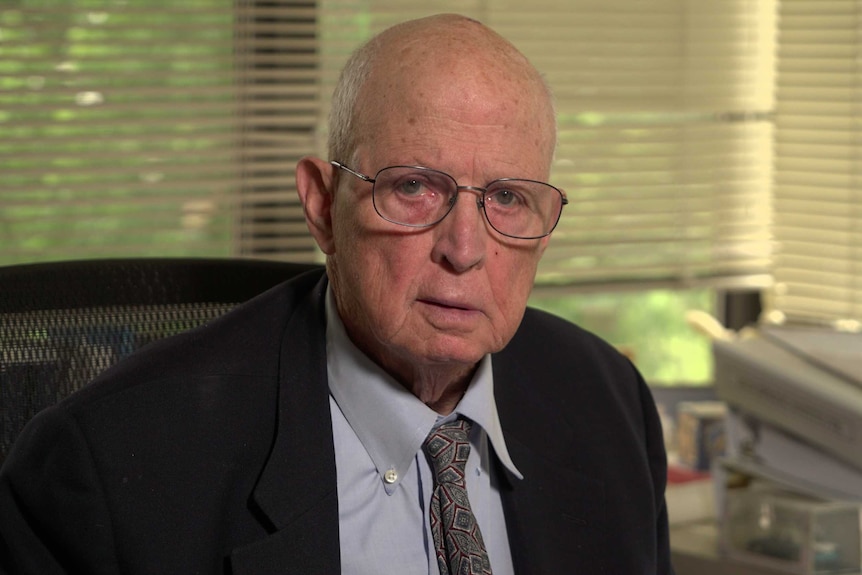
[384,468,398,484]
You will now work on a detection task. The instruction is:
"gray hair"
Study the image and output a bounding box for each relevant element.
[327,37,379,163]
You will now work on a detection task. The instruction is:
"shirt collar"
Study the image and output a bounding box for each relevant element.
[324,286,522,491]
[453,356,523,480]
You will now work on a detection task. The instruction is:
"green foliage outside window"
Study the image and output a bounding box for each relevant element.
[530,289,714,385]
[1,0,235,264]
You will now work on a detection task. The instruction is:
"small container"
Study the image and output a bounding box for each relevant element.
[721,481,862,574]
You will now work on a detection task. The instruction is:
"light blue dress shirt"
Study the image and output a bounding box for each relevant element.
[325,288,522,574]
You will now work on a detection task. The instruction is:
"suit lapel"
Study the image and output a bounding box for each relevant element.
[230,275,341,574]
[493,345,607,574]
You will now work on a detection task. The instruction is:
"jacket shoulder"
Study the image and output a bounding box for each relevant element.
[506,306,630,369]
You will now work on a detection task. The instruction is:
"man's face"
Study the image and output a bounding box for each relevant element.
[326,42,556,384]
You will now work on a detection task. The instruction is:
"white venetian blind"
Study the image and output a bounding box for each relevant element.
[769,0,862,326]
[3,0,778,291]
[317,0,776,291]
[0,0,319,265]
[235,0,320,259]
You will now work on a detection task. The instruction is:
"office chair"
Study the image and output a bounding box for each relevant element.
[0,257,322,464]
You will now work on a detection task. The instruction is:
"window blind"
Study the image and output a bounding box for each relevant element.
[769,0,862,326]
[318,0,776,292]
[3,0,776,294]
[235,0,319,258]
[0,0,319,265]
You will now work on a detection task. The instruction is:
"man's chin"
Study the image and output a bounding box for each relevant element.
[413,337,490,367]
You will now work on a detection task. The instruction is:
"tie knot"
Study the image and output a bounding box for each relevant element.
[423,418,472,485]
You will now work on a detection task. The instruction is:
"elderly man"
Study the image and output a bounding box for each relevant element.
[0,14,674,575]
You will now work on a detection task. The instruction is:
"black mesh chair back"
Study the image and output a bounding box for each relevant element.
[0,258,321,464]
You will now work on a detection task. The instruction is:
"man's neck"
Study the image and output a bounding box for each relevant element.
[379,357,477,415]
[410,372,473,415]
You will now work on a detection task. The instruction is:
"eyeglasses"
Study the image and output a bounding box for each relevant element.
[331,161,567,240]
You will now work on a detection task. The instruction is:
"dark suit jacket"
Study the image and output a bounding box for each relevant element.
[0,269,674,574]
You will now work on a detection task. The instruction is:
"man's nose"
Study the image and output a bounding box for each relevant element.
[430,188,488,273]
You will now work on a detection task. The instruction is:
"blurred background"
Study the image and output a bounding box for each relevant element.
[1,0,858,388]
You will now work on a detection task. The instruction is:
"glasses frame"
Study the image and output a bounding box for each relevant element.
[330,161,567,240]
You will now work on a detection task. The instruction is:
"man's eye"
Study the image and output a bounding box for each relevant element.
[397,179,425,196]
[489,189,523,207]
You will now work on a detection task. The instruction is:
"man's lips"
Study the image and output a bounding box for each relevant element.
[418,297,477,312]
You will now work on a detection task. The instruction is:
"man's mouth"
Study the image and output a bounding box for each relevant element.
[419,298,475,312]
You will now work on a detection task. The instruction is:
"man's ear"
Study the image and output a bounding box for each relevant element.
[296,156,336,255]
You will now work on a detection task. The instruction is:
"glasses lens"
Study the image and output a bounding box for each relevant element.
[483,180,565,239]
[372,167,457,227]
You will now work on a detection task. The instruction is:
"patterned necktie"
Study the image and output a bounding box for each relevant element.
[423,418,493,575]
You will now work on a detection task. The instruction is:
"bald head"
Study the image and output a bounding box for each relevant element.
[328,14,556,166]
